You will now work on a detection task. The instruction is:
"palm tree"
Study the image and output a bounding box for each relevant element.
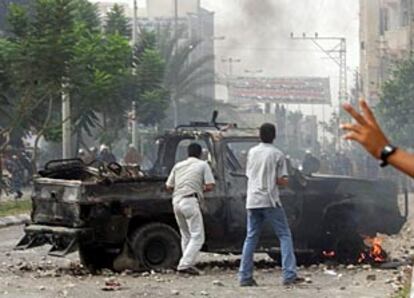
[156,26,214,127]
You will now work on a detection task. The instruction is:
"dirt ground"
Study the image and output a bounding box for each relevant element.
[0,221,412,298]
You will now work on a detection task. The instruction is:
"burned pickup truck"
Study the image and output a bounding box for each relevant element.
[16,120,408,272]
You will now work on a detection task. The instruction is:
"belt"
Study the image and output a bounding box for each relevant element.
[182,193,198,199]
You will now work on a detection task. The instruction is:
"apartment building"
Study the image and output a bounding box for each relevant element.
[360,0,414,105]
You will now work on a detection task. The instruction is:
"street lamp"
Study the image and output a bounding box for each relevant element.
[221,57,241,77]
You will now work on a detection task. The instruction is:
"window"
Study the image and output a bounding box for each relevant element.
[224,141,258,173]
[175,139,211,163]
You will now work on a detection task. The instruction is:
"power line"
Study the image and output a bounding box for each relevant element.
[215,46,323,53]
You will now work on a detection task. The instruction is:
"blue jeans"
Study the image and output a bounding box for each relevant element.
[238,207,297,283]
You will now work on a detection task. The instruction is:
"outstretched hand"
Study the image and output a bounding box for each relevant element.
[341,100,389,159]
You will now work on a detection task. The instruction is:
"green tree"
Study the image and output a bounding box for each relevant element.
[0,0,173,161]
[73,0,101,33]
[134,48,168,125]
[378,59,414,147]
[69,30,132,147]
[104,4,131,38]
[0,0,134,162]
[156,26,214,127]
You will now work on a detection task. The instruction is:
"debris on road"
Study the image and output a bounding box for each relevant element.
[102,277,122,291]
[212,280,224,286]
[323,269,337,276]
[171,289,180,295]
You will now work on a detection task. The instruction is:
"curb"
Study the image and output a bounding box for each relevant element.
[0,214,30,229]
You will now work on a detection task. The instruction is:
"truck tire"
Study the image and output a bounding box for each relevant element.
[131,223,181,270]
[78,244,117,274]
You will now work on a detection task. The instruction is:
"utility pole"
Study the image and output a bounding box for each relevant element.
[221,57,241,77]
[291,33,347,151]
[174,0,178,35]
[131,0,138,147]
[132,101,138,149]
[62,82,71,159]
[132,0,138,45]
[291,33,348,108]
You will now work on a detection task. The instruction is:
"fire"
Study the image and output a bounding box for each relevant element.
[358,236,387,264]
[322,250,336,258]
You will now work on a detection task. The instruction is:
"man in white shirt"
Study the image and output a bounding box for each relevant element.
[166,143,215,275]
[239,123,303,286]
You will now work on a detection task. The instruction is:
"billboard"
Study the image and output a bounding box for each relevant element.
[228,77,331,105]
[146,0,199,18]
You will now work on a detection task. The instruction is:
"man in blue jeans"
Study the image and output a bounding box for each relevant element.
[238,123,304,286]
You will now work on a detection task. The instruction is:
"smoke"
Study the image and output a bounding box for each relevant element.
[203,0,359,102]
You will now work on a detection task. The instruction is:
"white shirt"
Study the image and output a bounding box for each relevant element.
[245,143,288,209]
[166,157,215,204]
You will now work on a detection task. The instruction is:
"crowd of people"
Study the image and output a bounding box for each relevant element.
[76,144,144,167]
[301,151,355,177]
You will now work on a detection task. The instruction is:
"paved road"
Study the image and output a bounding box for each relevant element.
[0,225,409,298]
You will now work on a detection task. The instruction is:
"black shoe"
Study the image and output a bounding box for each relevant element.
[240,279,258,287]
[177,267,200,276]
[283,276,305,286]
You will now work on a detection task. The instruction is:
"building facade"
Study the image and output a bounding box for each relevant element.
[360,0,414,105]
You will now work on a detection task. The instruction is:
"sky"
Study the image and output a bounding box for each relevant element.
[91,0,360,117]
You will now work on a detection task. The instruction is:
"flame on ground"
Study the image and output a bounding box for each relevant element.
[358,236,387,264]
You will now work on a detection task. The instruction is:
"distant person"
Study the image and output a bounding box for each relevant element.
[301,150,320,175]
[200,148,209,161]
[238,123,303,287]
[5,155,24,199]
[77,149,87,163]
[341,152,353,176]
[166,143,215,275]
[97,145,116,164]
[319,152,331,174]
[341,100,414,178]
[123,144,142,165]
[333,152,348,175]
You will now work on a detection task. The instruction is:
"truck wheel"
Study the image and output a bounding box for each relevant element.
[131,223,181,270]
[78,244,116,274]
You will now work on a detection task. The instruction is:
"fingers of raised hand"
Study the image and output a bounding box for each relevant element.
[343,132,361,143]
[360,100,379,127]
[343,103,367,126]
[341,123,362,133]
